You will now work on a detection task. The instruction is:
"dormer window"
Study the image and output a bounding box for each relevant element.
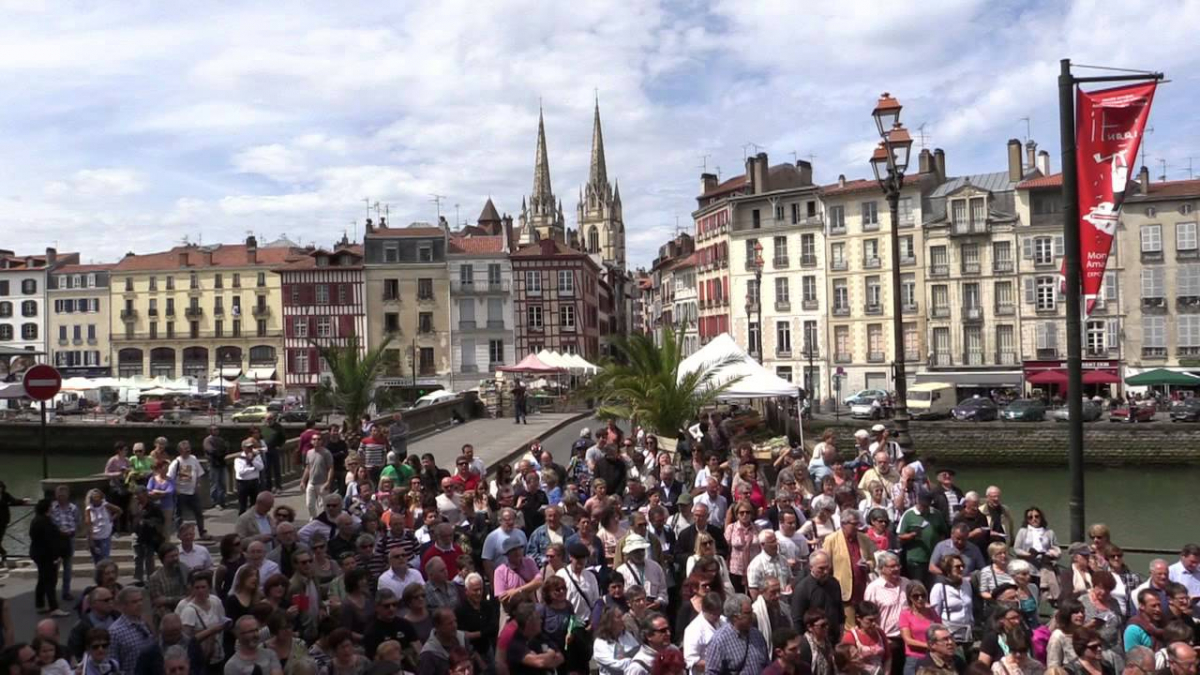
[316,255,329,267]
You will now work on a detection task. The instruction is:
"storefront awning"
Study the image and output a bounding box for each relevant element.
[217,367,242,379]
[1027,369,1068,385]
[246,367,277,380]
[914,370,1024,388]
[1082,370,1121,385]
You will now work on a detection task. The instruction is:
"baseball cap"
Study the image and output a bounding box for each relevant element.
[854,429,870,440]
[871,424,887,433]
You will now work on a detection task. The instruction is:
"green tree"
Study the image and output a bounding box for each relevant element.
[585,326,742,439]
[310,335,398,425]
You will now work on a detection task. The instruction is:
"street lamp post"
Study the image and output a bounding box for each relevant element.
[870,93,915,453]
[746,241,764,362]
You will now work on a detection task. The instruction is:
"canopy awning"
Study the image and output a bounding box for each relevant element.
[1125,368,1200,386]
[246,368,277,381]
[0,382,26,399]
[1082,370,1121,385]
[677,333,799,399]
[498,353,565,374]
[1027,369,1068,385]
[217,367,242,379]
[564,353,598,373]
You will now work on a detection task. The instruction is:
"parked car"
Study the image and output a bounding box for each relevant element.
[278,408,311,423]
[1170,398,1200,422]
[125,400,168,423]
[951,396,999,421]
[849,396,886,419]
[844,389,888,406]
[156,409,194,425]
[232,405,271,423]
[1109,401,1157,423]
[1000,398,1046,422]
[1050,400,1103,423]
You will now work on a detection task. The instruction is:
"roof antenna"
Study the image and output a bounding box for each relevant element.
[742,142,763,159]
[1020,116,1032,144]
[915,123,931,150]
[1157,158,1168,182]
[1141,126,1154,169]
[430,194,446,220]
[697,154,712,172]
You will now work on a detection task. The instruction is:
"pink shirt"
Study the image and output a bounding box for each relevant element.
[898,607,940,657]
[725,522,761,575]
[494,557,540,596]
[864,577,909,637]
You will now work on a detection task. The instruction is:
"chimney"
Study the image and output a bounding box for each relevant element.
[246,235,258,264]
[754,152,769,194]
[838,174,846,188]
[1139,165,1150,193]
[178,251,189,267]
[378,217,387,228]
[539,238,556,255]
[1037,150,1051,175]
[933,149,946,182]
[364,218,374,234]
[744,156,757,194]
[795,159,813,186]
[700,173,718,195]
[45,247,57,268]
[1007,139,1023,182]
[919,149,933,175]
[203,250,213,266]
[1025,140,1038,173]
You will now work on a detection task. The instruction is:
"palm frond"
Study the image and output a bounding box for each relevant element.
[310,334,397,423]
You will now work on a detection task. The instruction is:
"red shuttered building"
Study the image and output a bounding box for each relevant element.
[275,243,366,395]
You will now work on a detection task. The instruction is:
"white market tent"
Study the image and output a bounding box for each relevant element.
[536,350,576,371]
[564,353,598,373]
[677,332,799,399]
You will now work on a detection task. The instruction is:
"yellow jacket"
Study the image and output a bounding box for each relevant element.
[823,529,877,603]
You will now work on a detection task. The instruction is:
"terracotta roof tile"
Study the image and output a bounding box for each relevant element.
[52,263,115,273]
[274,245,364,271]
[1017,173,1062,189]
[448,236,505,254]
[819,178,884,197]
[113,244,297,272]
[1129,178,1200,201]
[700,175,748,198]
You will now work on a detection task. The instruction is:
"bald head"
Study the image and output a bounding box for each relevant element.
[255,491,274,513]
[35,619,58,641]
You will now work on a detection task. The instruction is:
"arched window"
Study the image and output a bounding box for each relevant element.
[588,226,600,253]
[249,345,276,364]
[0,302,10,318]
[118,348,143,377]
[21,300,37,317]
[21,323,37,340]
[0,325,11,341]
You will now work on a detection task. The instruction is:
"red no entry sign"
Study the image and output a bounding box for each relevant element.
[23,364,62,401]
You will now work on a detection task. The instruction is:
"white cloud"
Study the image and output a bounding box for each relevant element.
[2,0,1198,269]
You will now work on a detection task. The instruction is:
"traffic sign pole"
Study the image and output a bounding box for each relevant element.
[22,364,63,481]
[40,400,48,480]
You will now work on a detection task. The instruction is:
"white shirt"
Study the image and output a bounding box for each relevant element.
[1169,561,1200,601]
[869,440,903,465]
[236,559,281,590]
[378,567,425,599]
[746,551,793,593]
[682,613,727,671]
[557,566,601,622]
[594,632,641,675]
[930,579,974,639]
[179,543,213,572]
[618,559,667,603]
[169,455,206,495]
[234,453,263,481]
[692,492,728,526]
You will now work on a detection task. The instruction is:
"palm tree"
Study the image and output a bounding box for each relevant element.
[310,335,398,425]
[586,326,743,441]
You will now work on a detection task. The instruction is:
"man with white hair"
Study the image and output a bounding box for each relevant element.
[619,534,668,610]
[692,477,729,527]
[237,540,281,591]
[789,550,844,637]
[704,594,769,675]
[747,531,794,600]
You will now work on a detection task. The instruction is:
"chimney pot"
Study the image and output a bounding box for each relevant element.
[933,149,946,182]
[45,247,57,267]
[919,149,933,175]
[700,172,718,195]
[1037,150,1051,175]
[838,174,846,187]
[1139,166,1151,193]
[1007,139,1023,182]
[1025,140,1038,173]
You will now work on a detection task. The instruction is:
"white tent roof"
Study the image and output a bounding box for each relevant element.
[0,382,26,399]
[564,353,598,373]
[536,350,576,371]
[678,332,799,399]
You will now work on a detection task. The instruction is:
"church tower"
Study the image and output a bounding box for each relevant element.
[576,99,625,268]
[519,109,566,245]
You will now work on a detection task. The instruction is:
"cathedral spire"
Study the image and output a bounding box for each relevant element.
[532,106,553,207]
[589,96,608,189]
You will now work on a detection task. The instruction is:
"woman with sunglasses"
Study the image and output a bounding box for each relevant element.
[80,627,120,674]
[1014,506,1062,602]
[1070,627,1115,675]
[725,499,761,593]
[799,608,837,675]
[929,553,975,655]
[841,601,890,675]
[898,582,940,675]
[686,535,734,594]
[1103,545,1140,618]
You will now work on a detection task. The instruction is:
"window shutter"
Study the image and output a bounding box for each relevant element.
[1022,238,1033,259]
[1107,319,1119,348]
[1047,323,1058,350]
[1024,278,1035,304]
[339,315,354,337]
[1053,235,1064,257]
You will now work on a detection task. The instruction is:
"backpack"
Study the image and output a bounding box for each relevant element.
[1032,624,1051,664]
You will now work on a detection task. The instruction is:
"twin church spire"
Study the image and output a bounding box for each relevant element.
[519,98,624,269]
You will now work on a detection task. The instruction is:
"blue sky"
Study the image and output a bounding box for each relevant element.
[3,0,1199,269]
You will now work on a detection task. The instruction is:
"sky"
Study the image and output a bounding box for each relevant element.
[3,0,1200,270]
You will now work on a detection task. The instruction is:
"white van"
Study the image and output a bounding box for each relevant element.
[908,382,955,419]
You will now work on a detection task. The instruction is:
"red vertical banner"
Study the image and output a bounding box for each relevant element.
[1074,82,1157,315]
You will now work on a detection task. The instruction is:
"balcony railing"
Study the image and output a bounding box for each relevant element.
[931,354,953,366]
[902,302,918,314]
[931,306,950,318]
[868,351,886,363]
[1036,348,1058,359]
[213,305,225,316]
[900,255,916,266]
[775,300,791,312]
[829,225,847,236]
[1142,296,1167,312]
[863,257,882,269]
[120,309,138,321]
[997,352,1019,365]
[862,220,880,232]
[833,306,851,317]
[772,257,790,270]
[253,305,270,318]
[776,349,792,359]
[830,260,848,271]
[929,264,949,277]
[950,221,990,236]
[864,303,883,315]
[459,320,476,330]
[963,352,985,366]
[800,255,817,268]
[452,280,511,293]
[995,303,1016,316]
[961,262,981,275]
[834,353,852,364]
[802,299,818,311]
[1180,347,1200,357]
[963,306,984,321]
[1142,346,1167,359]
[1177,296,1200,312]
[993,260,1014,273]
[798,214,824,228]
[1141,249,1164,263]
[185,306,203,318]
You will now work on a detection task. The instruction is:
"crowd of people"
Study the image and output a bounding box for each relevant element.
[1,412,1198,675]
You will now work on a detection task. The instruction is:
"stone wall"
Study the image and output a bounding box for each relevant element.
[801,418,1200,466]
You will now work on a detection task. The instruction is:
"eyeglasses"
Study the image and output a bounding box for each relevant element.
[910,593,926,600]
[649,625,670,633]
[1086,643,1103,651]
[90,643,110,649]
[380,601,399,608]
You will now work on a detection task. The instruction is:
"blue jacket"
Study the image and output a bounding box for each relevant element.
[525,524,575,566]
